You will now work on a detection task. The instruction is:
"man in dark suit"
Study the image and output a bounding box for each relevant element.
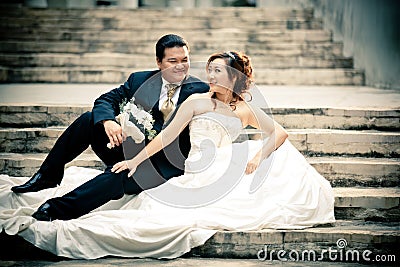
[11,34,209,221]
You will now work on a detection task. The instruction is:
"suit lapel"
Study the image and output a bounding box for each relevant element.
[177,76,195,105]
[147,73,162,110]
[133,71,162,111]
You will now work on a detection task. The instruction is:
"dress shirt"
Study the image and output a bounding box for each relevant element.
[158,77,182,110]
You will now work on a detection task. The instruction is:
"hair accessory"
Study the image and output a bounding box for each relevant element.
[225,51,236,61]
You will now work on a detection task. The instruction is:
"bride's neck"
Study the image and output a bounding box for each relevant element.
[214,92,233,105]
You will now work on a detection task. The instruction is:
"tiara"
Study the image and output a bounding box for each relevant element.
[225,51,236,61]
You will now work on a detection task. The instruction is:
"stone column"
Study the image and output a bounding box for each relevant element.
[47,0,96,8]
[168,0,196,8]
[118,0,139,8]
[141,0,167,7]
[24,0,47,7]
[195,0,223,7]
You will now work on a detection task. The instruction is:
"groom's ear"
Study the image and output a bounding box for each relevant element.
[156,57,162,69]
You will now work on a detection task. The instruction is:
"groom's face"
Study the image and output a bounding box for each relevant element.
[157,46,190,84]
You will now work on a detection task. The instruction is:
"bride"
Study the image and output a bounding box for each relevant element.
[0,51,335,259]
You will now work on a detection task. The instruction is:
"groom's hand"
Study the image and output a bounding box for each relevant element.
[103,120,123,148]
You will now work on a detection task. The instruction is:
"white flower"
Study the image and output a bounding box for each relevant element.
[143,120,153,130]
[108,98,156,148]
[135,110,148,122]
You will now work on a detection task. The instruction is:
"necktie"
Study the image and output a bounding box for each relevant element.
[161,83,179,121]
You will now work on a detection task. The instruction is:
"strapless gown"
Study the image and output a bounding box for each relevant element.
[0,112,335,259]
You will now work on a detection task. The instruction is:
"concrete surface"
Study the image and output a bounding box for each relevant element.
[0,84,399,108]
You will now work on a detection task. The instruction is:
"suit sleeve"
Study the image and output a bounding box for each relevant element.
[92,73,136,125]
[197,81,210,94]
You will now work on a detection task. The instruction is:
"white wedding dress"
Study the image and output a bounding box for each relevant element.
[0,112,335,259]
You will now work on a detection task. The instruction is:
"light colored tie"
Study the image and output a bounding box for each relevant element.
[161,83,179,121]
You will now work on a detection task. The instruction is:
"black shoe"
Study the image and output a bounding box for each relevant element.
[32,203,53,221]
[11,172,61,193]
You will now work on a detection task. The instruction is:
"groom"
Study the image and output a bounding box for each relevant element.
[11,34,209,221]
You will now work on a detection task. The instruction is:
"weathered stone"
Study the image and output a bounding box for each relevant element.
[333,187,400,209]
[303,129,400,156]
[2,105,397,130]
[0,151,103,176]
[0,140,27,153]
[0,105,47,113]
[0,113,49,127]
[287,131,308,151]
[254,69,364,86]
[310,157,400,187]
[0,5,366,85]
[0,53,355,69]
[189,220,400,259]
[334,206,400,222]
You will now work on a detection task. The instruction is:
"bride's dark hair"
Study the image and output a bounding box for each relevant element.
[206,51,254,107]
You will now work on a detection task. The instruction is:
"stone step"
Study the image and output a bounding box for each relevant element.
[287,129,399,157]
[0,29,332,43]
[0,41,344,58]
[194,44,341,56]
[0,7,316,20]
[243,42,344,57]
[0,40,151,54]
[0,127,398,157]
[0,67,364,85]
[269,108,400,131]
[0,53,353,69]
[1,220,399,262]
[0,105,92,128]
[312,156,399,187]
[251,68,364,86]
[1,105,398,130]
[0,17,324,30]
[333,187,400,221]
[1,153,398,187]
[191,220,400,260]
[0,152,105,177]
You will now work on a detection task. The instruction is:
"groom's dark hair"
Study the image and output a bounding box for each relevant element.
[155,34,189,62]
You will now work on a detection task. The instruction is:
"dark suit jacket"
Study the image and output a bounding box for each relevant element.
[92,70,209,180]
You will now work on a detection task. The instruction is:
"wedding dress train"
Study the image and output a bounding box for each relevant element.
[0,112,335,259]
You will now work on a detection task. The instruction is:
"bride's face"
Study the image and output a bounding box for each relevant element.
[207,58,235,95]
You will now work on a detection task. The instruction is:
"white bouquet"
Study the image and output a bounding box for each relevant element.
[107,97,157,148]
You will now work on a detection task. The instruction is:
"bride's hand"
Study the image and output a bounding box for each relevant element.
[111,160,137,177]
[245,152,262,174]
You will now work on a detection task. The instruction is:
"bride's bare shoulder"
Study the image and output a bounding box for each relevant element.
[185,92,213,105]
[183,93,213,114]
[186,92,212,100]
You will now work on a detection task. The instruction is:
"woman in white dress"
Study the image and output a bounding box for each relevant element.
[0,51,335,259]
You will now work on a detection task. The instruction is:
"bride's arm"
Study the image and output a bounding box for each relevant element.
[241,103,288,174]
[111,96,197,176]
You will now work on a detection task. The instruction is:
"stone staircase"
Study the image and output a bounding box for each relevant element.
[0,5,399,263]
[1,105,399,262]
[0,7,364,85]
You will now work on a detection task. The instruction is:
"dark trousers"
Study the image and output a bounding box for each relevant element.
[41,112,167,220]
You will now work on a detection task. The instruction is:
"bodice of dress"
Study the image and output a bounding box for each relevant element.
[188,112,243,157]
